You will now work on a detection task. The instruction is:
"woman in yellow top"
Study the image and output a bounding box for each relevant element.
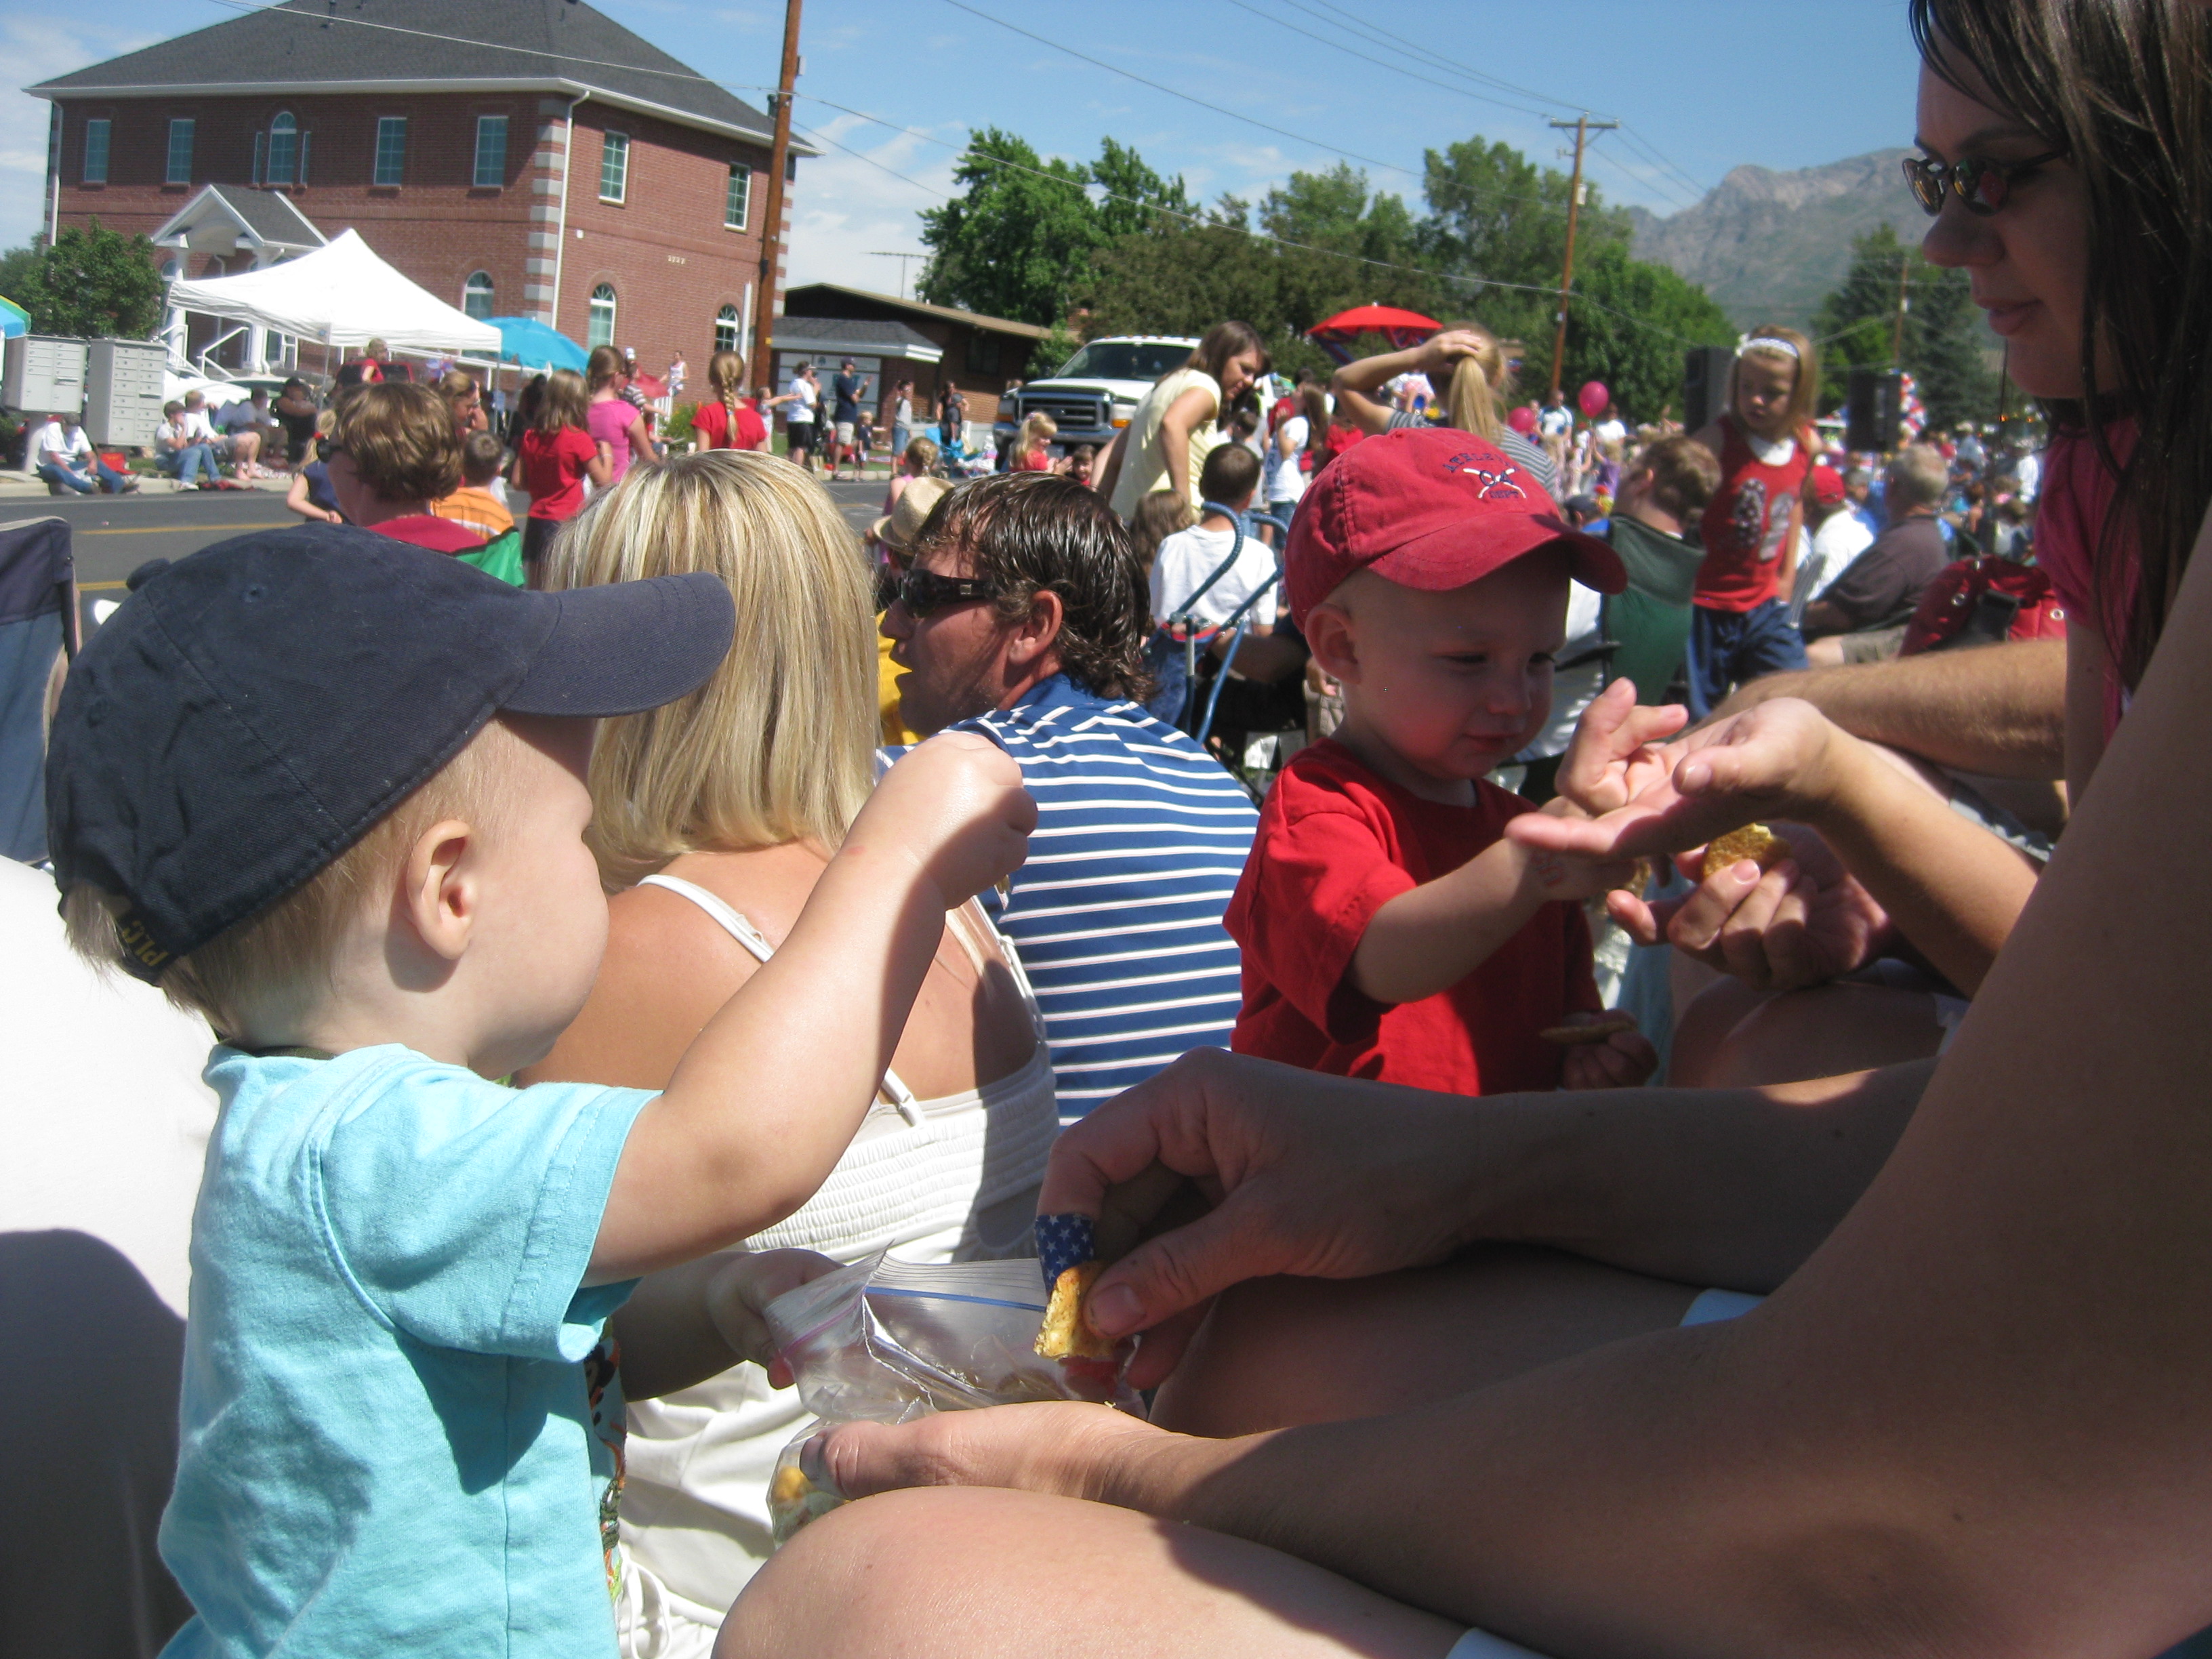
[1102,321,1268,517]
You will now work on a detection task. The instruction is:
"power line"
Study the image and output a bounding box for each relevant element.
[1214,0,1554,122]
[1277,0,1601,115]
[937,0,1426,182]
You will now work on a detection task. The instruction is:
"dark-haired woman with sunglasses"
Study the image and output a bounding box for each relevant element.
[720,5,2212,1656]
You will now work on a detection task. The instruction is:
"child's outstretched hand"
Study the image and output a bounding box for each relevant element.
[1520,794,1645,901]
[708,1249,841,1388]
[851,731,1036,909]
[1553,1013,1659,1091]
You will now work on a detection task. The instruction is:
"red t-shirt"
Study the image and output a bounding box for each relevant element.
[520,425,601,521]
[367,514,486,554]
[692,398,767,451]
[2033,422,2137,740]
[1012,447,1050,472]
[1224,739,1601,1095]
[1694,417,1809,611]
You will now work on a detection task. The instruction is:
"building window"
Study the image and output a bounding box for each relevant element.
[714,305,740,353]
[964,332,1001,375]
[165,119,194,185]
[266,111,297,185]
[463,270,495,321]
[724,163,750,230]
[473,115,507,188]
[588,284,617,348]
[374,117,407,186]
[785,153,798,184]
[83,119,111,184]
[599,130,629,203]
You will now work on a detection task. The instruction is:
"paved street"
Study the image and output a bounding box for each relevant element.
[9,472,888,640]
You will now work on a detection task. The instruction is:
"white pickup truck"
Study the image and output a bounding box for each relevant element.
[993,335,1199,452]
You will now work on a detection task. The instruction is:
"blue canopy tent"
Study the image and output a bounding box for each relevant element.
[487,316,586,374]
[0,296,29,340]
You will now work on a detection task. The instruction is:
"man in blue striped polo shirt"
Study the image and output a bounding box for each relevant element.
[882,473,1259,1122]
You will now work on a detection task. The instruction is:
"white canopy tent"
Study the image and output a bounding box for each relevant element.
[165,229,500,360]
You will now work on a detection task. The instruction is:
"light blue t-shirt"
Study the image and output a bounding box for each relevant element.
[161,1044,653,1659]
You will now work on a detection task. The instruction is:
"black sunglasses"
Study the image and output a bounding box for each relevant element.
[1902,149,2065,217]
[876,565,999,618]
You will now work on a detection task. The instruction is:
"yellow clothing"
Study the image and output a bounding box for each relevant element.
[877,620,918,745]
[431,485,516,539]
[1109,366,1221,517]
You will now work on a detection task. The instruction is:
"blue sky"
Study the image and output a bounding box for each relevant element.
[0,0,1926,287]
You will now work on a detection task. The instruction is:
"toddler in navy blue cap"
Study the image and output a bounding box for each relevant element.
[43,525,1033,1659]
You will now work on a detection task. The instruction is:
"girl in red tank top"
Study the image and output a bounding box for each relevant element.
[1695,330,1817,611]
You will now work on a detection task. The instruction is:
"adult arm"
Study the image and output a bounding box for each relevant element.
[585,448,613,489]
[1328,331,1488,436]
[284,470,337,524]
[1155,386,1218,506]
[2062,619,2110,807]
[1706,636,2066,780]
[1514,697,2037,994]
[1093,429,1126,503]
[623,410,657,468]
[824,501,2212,1659]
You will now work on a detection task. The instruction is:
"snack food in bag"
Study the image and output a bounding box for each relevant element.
[763,1252,1141,1544]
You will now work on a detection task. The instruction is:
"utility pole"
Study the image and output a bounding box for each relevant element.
[1547,114,1617,401]
[750,0,802,394]
[869,251,923,299]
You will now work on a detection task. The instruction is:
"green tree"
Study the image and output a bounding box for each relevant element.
[918,130,1192,327]
[14,220,164,338]
[1556,243,1736,424]
[1811,224,1995,430]
[0,242,41,307]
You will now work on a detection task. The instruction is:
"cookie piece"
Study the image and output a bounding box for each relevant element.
[1035,1261,1115,1361]
[1540,1010,1640,1046]
[1700,823,1790,881]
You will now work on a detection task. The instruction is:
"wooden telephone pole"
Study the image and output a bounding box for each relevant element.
[750,0,802,393]
[1547,114,1618,401]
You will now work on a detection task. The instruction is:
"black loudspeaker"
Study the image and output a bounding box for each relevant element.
[1845,367,1904,453]
[1682,346,1736,430]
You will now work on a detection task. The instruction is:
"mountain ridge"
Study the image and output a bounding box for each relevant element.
[1628,148,1923,330]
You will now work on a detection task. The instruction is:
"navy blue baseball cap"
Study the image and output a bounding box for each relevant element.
[47,524,736,981]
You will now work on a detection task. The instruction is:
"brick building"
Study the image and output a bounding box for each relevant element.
[28,0,811,379]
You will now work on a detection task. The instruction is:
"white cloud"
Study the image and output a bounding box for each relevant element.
[783,114,955,294]
[0,18,157,250]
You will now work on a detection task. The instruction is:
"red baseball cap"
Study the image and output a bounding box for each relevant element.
[1284,426,1624,626]
[1810,464,1847,507]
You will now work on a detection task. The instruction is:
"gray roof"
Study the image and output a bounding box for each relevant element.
[154,184,327,251]
[28,0,809,152]
[781,283,1049,340]
[772,316,943,361]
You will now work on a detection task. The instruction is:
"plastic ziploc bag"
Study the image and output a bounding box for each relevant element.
[763,1252,1142,1543]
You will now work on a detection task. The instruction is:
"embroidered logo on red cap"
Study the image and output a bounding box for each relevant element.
[1443,451,1531,501]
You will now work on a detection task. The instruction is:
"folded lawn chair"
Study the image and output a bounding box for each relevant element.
[0,516,75,862]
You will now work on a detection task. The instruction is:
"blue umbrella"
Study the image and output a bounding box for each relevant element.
[0,295,28,340]
[487,315,586,373]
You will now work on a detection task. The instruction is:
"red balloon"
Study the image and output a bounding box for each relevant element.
[1577,380,1610,418]
[1507,404,1540,434]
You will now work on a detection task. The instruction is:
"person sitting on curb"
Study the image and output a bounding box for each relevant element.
[32,411,134,495]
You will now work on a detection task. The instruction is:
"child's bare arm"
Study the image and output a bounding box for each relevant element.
[587,734,1033,1282]
[612,1248,839,1399]
[1347,834,1630,1006]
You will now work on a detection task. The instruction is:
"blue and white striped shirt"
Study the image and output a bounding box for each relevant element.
[959,676,1259,1122]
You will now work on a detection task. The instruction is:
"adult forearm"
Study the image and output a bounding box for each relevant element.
[1469,1061,1929,1290]
[1711,639,2066,779]
[1805,737,2036,994]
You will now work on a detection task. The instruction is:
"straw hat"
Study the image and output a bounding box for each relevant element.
[871,475,952,554]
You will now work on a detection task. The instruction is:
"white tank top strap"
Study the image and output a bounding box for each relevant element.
[638,871,922,1124]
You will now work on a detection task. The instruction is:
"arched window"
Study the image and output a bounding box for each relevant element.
[266,111,298,186]
[714,305,740,354]
[462,271,495,321]
[588,284,617,348]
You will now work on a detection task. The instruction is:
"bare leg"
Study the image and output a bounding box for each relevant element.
[1153,1245,1700,1437]
[718,1487,1464,1659]
[1689,980,1947,1088]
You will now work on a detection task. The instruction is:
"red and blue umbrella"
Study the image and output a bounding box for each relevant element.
[1305,305,1441,365]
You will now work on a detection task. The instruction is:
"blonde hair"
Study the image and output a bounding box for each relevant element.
[544,450,876,885]
[1729,323,1820,442]
[1437,321,1514,443]
[61,722,523,1036]
[537,369,589,436]
[902,434,939,473]
[1018,411,1057,459]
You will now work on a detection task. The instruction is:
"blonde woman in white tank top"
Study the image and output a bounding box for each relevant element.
[520,452,1057,1656]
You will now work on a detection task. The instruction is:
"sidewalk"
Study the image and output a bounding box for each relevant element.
[0,469,291,501]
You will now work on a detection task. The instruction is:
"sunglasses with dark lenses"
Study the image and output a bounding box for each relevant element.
[876,566,999,618]
[1901,149,2065,217]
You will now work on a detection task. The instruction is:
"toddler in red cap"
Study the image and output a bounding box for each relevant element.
[1223,426,1659,1094]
